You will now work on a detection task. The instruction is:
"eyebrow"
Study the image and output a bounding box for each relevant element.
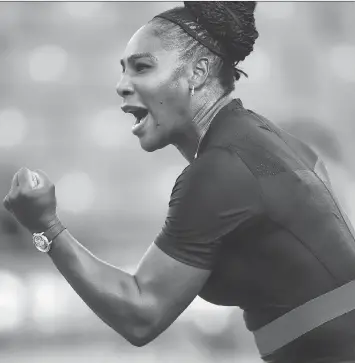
[120,52,158,69]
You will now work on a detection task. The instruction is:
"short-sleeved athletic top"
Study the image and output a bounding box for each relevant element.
[154,99,355,363]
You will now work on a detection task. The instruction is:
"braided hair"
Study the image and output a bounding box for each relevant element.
[149,2,259,94]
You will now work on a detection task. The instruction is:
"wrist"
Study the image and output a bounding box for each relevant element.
[32,218,66,253]
[44,218,66,242]
[44,215,62,230]
[30,215,61,234]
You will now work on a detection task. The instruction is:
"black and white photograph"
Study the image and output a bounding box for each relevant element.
[1,1,355,362]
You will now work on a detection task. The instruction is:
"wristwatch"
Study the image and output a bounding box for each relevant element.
[33,221,66,253]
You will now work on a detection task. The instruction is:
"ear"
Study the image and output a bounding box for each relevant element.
[189,57,210,90]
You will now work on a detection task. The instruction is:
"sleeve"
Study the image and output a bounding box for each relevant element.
[154,148,264,270]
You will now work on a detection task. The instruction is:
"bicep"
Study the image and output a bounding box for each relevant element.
[134,243,211,339]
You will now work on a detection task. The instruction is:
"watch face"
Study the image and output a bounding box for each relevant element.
[33,233,51,253]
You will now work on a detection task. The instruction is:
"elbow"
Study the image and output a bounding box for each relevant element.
[125,326,155,347]
[111,313,156,347]
[126,303,160,347]
[109,294,160,347]
[129,336,152,348]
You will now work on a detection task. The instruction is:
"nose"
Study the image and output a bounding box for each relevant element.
[116,73,134,98]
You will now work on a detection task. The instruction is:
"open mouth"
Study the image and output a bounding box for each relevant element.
[130,108,148,125]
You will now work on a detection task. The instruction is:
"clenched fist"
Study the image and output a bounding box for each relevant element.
[3,167,59,233]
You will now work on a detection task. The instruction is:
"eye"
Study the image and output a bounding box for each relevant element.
[135,63,150,72]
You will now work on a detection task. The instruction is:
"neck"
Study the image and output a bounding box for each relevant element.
[173,92,232,163]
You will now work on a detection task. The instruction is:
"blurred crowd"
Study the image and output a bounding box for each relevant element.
[0,2,354,362]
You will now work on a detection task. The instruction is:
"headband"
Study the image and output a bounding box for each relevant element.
[154,7,228,60]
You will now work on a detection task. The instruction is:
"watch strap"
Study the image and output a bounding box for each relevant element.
[43,220,66,242]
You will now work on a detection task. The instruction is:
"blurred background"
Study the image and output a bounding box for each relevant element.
[0,1,355,362]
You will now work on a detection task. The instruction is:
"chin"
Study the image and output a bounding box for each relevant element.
[139,135,168,152]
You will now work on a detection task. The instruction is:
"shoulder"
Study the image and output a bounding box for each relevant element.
[172,147,262,209]
[177,147,246,183]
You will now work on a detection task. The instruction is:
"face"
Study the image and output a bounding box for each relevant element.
[117,24,193,152]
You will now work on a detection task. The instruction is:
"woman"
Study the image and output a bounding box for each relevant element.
[4,2,355,362]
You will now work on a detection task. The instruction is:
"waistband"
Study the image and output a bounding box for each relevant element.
[253,280,355,357]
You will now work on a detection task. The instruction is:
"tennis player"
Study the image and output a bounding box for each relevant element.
[4,2,355,362]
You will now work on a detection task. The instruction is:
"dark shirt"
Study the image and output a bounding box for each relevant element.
[154,99,355,362]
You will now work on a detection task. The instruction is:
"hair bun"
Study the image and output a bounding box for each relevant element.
[184,1,259,63]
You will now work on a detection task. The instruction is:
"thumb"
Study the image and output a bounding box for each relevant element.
[33,169,51,188]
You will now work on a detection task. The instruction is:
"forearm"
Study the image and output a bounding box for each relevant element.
[47,228,149,345]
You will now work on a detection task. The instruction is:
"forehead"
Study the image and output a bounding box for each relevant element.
[122,24,177,61]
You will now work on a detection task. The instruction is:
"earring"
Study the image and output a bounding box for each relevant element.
[190,85,195,97]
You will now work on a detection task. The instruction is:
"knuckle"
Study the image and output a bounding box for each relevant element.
[3,194,16,211]
[3,196,10,209]
[6,193,15,203]
[18,167,27,175]
[18,187,30,198]
[17,186,25,195]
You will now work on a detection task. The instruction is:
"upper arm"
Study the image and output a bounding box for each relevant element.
[134,243,211,343]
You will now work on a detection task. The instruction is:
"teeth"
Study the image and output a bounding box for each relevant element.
[135,116,143,125]
[130,109,147,125]
[132,114,147,129]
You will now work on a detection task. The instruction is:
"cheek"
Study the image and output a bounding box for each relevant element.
[137,67,188,123]
[137,78,180,112]
[155,81,188,118]
[155,65,187,103]
[157,75,182,99]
